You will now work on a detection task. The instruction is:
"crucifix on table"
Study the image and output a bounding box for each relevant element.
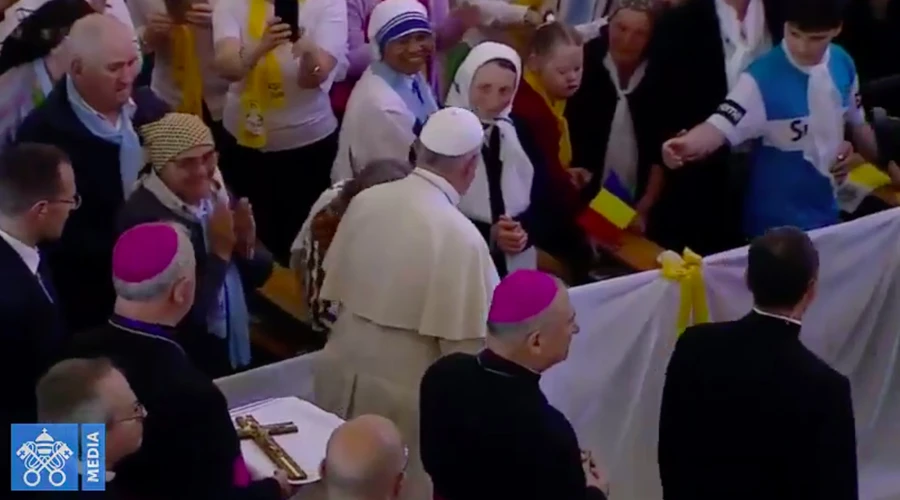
[235,415,308,481]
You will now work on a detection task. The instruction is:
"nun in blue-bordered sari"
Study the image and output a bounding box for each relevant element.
[331,0,439,182]
[0,0,94,151]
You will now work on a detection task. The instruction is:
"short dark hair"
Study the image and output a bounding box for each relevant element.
[784,0,846,32]
[0,143,70,216]
[37,358,115,424]
[746,227,819,309]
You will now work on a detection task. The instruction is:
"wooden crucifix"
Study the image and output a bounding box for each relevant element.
[235,415,308,481]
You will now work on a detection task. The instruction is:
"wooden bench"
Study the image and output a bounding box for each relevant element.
[257,264,307,323]
[250,264,321,361]
[605,233,666,272]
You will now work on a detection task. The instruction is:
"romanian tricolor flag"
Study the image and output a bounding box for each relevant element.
[577,171,636,245]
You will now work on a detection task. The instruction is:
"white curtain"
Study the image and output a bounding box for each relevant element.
[217,208,900,500]
[542,207,900,500]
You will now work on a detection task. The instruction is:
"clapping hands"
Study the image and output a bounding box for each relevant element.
[208,198,256,261]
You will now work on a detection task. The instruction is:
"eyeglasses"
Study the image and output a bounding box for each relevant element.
[49,193,81,210]
[110,401,146,425]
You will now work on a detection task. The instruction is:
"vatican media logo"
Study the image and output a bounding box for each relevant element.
[10,423,106,491]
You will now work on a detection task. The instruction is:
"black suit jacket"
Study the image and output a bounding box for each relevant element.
[68,323,281,500]
[0,236,63,426]
[658,312,858,500]
[15,80,169,332]
[0,236,65,493]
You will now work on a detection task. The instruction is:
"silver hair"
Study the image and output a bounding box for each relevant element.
[37,358,115,424]
[67,13,130,66]
[488,311,550,338]
[113,222,196,301]
[415,142,480,173]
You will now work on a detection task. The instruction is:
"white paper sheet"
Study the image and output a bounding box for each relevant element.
[230,397,344,485]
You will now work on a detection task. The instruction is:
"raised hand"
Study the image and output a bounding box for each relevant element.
[185,2,213,27]
[260,17,292,54]
[232,198,256,258]
[208,198,236,260]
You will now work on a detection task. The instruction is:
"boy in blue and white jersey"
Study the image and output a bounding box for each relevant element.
[661,0,880,238]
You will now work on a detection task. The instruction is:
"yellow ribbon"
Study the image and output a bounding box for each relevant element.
[523,69,572,168]
[171,25,204,116]
[659,248,710,336]
[238,0,288,149]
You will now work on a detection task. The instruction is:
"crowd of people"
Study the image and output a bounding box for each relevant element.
[0,0,897,497]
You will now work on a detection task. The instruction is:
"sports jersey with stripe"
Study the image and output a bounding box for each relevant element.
[707,43,865,237]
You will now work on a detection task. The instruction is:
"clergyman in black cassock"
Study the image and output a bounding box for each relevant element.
[420,270,607,500]
[68,223,284,500]
[658,227,858,500]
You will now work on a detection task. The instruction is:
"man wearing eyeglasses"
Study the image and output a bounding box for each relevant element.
[0,142,77,491]
[36,357,145,498]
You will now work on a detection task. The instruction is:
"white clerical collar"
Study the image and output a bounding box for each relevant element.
[0,227,40,275]
[412,167,461,205]
[782,41,831,75]
[752,307,802,326]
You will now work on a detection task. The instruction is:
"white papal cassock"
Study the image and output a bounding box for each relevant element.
[315,108,499,500]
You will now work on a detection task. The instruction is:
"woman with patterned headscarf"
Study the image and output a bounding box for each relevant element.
[117,112,274,378]
[566,0,667,239]
[0,0,94,150]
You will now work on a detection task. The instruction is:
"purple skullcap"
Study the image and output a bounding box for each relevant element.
[112,223,179,283]
[488,269,560,324]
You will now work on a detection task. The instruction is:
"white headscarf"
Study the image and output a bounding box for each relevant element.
[447,41,534,227]
[445,43,536,273]
[367,0,432,60]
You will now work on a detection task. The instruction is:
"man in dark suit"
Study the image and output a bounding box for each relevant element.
[69,222,292,500]
[36,357,146,499]
[0,143,74,423]
[15,13,168,333]
[0,142,75,493]
[658,226,858,500]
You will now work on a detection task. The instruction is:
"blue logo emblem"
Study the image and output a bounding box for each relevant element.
[10,423,106,491]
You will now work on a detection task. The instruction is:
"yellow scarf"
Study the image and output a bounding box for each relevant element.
[238,0,289,149]
[524,69,572,168]
[171,25,204,116]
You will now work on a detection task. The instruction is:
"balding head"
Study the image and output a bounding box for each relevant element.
[747,226,819,312]
[322,415,406,500]
[68,14,138,112]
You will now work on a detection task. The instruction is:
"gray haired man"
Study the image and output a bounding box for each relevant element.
[36,357,145,496]
[68,221,291,500]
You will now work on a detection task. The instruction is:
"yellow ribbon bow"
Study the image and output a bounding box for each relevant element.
[659,248,710,336]
[238,0,290,149]
[171,25,204,116]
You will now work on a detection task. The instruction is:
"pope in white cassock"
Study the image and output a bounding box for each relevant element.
[315,107,499,499]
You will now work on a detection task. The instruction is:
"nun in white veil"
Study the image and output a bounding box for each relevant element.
[445,41,552,277]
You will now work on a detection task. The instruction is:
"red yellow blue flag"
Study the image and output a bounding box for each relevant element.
[577,171,637,244]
